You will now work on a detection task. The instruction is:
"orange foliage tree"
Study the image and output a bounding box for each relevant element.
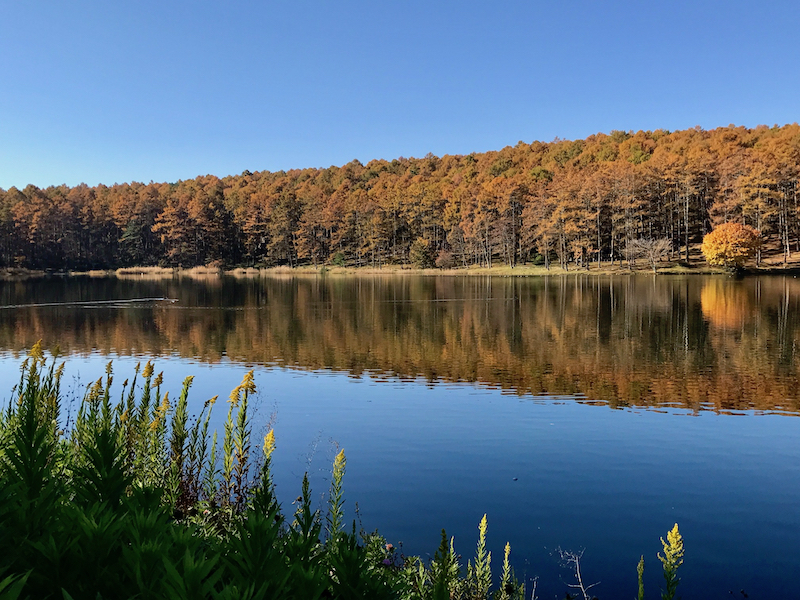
[701,223,762,270]
[4,123,800,270]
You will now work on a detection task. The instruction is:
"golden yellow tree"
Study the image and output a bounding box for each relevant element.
[701,222,761,270]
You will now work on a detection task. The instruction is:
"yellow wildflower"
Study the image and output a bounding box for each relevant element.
[150,393,170,431]
[659,523,685,569]
[142,361,154,379]
[333,448,346,478]
[30,340,44,361]
[263,429,276,459]
[159,392,170,414]
[149,414,161,432]
[229,370,256,405]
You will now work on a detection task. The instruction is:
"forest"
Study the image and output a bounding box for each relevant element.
[1,124,799,270]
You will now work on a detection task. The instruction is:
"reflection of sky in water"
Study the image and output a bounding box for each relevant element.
[2,351,797,600]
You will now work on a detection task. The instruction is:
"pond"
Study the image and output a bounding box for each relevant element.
[1,273,798,599]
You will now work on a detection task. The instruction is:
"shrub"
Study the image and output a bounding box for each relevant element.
[701,223,761,270]
[331,251,346,267]
[409,238,434,269]
[435,250,456,269]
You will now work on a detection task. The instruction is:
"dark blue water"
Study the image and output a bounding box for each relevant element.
[1,273,799,599]
[2,351,795,600]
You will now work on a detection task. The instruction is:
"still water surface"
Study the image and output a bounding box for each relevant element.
[1,273,798,599]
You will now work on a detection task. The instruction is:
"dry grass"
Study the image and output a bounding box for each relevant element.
[116,266,175,276]
[0,268,47,280]
[249,260,722,278]
[228,267,262,278]
[182,265,222,275]
[9,238,800,282]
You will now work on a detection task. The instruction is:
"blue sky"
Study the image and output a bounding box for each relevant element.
[1,0,798,189]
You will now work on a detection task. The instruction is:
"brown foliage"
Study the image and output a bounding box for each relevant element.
[2,123,800,270]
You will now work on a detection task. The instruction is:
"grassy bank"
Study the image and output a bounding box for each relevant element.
[8,242,800,280]
[0,262,729,280]
[7,260,800,281]
[0,347,686,599]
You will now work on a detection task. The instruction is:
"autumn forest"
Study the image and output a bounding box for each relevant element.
[2,124,799,270]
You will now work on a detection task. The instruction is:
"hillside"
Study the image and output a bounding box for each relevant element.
[1,124,799,271]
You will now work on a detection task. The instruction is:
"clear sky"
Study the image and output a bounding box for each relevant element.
[1,0,798,189]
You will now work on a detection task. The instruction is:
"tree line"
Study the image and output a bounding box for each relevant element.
[2,123,799,270]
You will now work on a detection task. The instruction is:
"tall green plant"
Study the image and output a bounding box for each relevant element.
[222,370,255,507]
[186,395,217,506]
[326,448,346,540]
[429,529,459,600]
[659,523,684,600]
[637,555,645,600]
[467,514,492,599]
[498,542,512,600]
[167,376,193,508]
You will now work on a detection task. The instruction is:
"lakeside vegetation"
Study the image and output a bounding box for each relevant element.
[0,347,687,599]
[1,124,799,272]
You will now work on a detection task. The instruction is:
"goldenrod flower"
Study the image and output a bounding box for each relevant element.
[263,429,276,459]
[333,448,346,475]
[228,370,256,405]
[30,340,44,361]
[478,513,488,540]
[659,523,685,600]
[142,361,154,379]
[659,523,684,569]
[87,379,103,403]
[150,393,170,431]
[157,392,170,417]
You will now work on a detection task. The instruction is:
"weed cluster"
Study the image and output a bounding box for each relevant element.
[0,345,684,599]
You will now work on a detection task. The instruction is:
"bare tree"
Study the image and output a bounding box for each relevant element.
[628,237,672,273]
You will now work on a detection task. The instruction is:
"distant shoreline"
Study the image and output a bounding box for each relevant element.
[5,261,800,280]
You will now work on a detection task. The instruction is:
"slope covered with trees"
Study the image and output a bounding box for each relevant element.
[2,124,799,270]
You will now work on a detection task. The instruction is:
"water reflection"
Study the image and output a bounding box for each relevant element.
[1,274,799,413]
[700,279,754,329]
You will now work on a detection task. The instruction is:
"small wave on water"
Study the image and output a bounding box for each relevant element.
[0,297,178,309]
